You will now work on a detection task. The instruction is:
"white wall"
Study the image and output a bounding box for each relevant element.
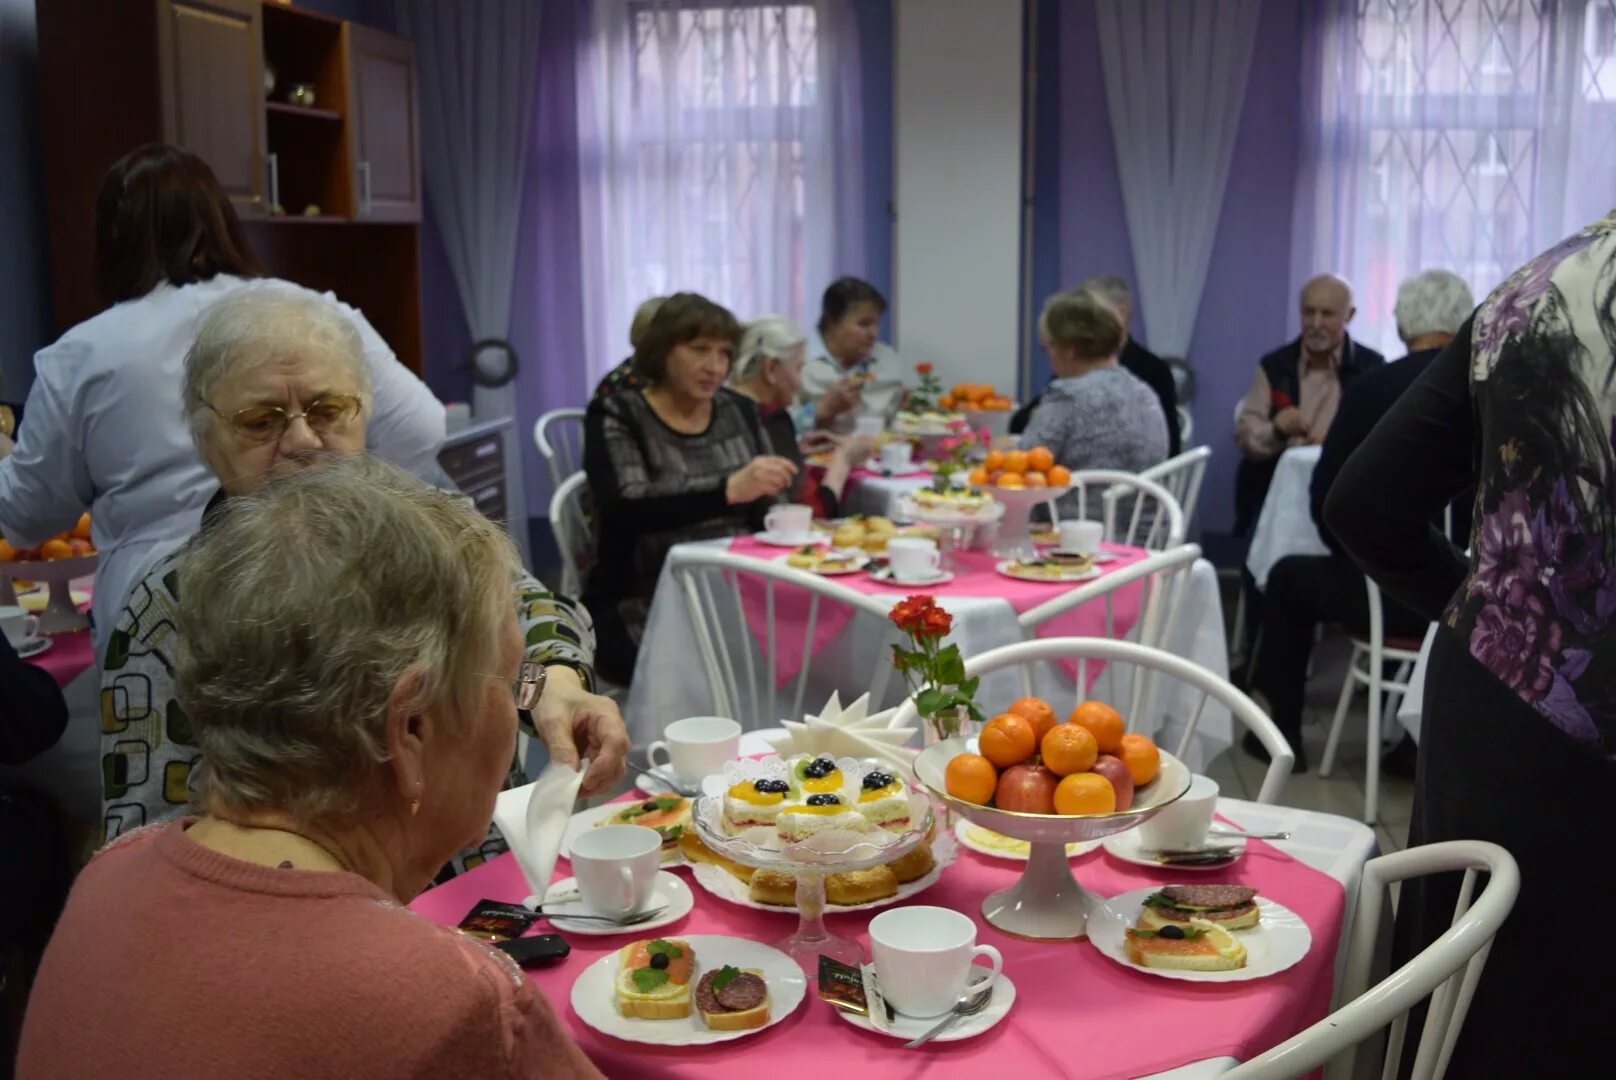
[892,0,1024,395]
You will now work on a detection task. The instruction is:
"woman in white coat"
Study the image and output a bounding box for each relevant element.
[0,144,444,658]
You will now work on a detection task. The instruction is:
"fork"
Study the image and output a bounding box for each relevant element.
[903,983,996,1048]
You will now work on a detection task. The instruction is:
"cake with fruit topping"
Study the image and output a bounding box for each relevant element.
[776,793,875,841]
[856,771,911,831]
[723,777,793,831]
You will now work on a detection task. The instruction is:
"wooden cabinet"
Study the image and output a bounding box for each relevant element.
[346,24,421,222]
[156,0,269,217]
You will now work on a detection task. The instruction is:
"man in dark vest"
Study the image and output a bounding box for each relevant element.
[1233,274,1385,536]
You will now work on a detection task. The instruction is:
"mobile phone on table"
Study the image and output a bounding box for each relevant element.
[496,933,571,968]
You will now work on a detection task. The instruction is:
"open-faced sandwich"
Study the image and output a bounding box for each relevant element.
[616,938,694,1019]
[1125,917,1248,971]
[599,796,692,860]
[1139,885,1261,931]
[694,965,770,1031]
[784,546,863,573]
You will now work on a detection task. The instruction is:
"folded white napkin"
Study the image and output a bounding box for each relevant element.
[763,692,920,779]
[491,757,588,899]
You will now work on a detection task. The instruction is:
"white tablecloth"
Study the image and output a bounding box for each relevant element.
[1245,445,1329,590]
[838,470,933,519]
[625,540,1236,773]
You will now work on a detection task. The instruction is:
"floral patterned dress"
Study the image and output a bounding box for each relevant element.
[1326,211,1616,1073]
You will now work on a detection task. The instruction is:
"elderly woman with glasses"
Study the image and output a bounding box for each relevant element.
[99,287,628,870]
[21,455,605,1078]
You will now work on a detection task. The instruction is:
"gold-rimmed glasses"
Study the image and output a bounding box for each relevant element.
[207,394,363,444]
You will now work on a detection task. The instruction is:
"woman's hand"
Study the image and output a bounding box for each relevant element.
[798,429,841,456]
[815,378,863,425]
[834,434,878,469]
[726,455,798,504]
[531,666,630,797]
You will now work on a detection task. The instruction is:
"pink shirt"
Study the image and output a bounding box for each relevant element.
[18,821,604,1080]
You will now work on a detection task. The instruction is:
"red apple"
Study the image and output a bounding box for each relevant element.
[995,763,1059,815]
[1090,755,1135,811]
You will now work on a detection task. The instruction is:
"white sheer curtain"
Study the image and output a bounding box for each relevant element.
[576,0,864,383]
[1094,0,1261,360]
[1292,0,1616,357]
[394,0,542,421]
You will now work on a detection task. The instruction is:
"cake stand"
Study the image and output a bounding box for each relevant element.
[0,555,97,633]
[693,791,935,973]
[894,492,1004,566]
[913,737,1190,940]
[984,485,1071,562]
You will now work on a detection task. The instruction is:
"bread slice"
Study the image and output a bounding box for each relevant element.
[1139,901,1260,932]
[616,939,695,1019]
[1124,918,1247,971]
[696,967,770,1031]
[680,828,754,883]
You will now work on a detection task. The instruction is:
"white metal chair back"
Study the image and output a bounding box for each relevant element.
[1134,446,1210,532]
[1050,470,1184,550]
[1224,840,1519,1080]
[534,408,586,488]
[666,547,902,728]
[1177,404,1194,444]
[549,471,592,599]
[890,637,1294,803]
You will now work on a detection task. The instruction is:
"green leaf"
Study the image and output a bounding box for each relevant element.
[959,675,981,696]
[624,796,681,819]
[646,939,682,958]
[711,965,741,991]
[914,687,945,715]
[936,647,966,685]
[632,967,670,993]
[663,824,683,840]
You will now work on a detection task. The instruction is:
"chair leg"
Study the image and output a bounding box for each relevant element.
[1230,588,1248,667]
[1365,653,1381,826]
[1319,644,1361,778]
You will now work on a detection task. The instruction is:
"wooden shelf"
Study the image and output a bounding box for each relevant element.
[266,100,341,121]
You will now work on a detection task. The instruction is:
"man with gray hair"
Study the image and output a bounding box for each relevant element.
[1247,269,1474,774]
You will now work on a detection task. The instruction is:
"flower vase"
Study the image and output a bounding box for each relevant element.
[922,704,977,831]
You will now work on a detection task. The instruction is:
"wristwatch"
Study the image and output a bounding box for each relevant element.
[514,661,547,711]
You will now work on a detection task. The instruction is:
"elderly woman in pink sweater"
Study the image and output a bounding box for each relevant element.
[18,455,603,1079]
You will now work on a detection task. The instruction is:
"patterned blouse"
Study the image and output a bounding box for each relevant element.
[99,491,597,874]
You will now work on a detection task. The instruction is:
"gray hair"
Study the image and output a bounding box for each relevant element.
[733,315,807,382]
[1079,274,1132,311]
[629,296,669,350]
[183,285,372,450]
[174,454,520,823]
[1039,289,1125,361]
[1394,269,1475,342]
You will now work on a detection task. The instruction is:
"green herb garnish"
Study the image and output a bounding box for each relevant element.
[711,965,741,991]
[663,824,683,840]
[632,968,670,993]
[646,939,683,959]
[624,796,681,819]
[1126,927,1208,940]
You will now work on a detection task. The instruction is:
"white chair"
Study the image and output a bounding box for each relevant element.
[1132,446,1210,533]
[1223,840,1520,1080]
[1177,403,1194,445]
[1062,470,1186,550]
[549,471,592,600]
[534,408,586,489]
[666,547,902,728]
[1320,578,1424,825]
[891,637,1294,804]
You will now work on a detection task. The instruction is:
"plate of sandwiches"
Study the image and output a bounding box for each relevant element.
[778,547,869,576]
[995,557,1102,583]
[1088,884,1313,983]
[562,797,695,867]
[677,826,955,913]
[570,934,808,1046]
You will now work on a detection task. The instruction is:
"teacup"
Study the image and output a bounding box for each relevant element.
[1058,520,1104,556]
[764,503,814,541]
[869,905,1002,1018]
[0,605,40,648]
[645,715,741,786]
[878,441,913,472]
[852,415,885,438]
[886,537,941,584]
[569,825,662,917]
[1137,774,1219,850]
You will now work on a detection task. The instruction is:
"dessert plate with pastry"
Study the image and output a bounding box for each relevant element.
[777,546,869,576]
[1087,885,1312,983]
[995,557,1103,584]
[570,934,808,1046]
[561,796,694,868]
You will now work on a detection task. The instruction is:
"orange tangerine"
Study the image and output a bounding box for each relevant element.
[39,538,73,561]
[0,539,15,562]
[980,713,1038,768]
[967,467,989,486]
[1003,450,1029,475]
[1046,465,1072,487]
[1007,697,1060,743]
[996,472,1025,489]
[1027,447,1055,473]
[72,513,92,540]
[1041,723,1099,776]
[1024,472,1048,488]
[945,753,998,805]
[1069,700,1125,754]
[1117,733,1161,785]
[1054,772,1116,815]
[983,450,1006,473]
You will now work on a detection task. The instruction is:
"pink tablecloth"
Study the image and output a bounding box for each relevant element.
[26,630,96,689]
[847,466,930,483]
[727,537,1150,687]
[409,805,1345,1079]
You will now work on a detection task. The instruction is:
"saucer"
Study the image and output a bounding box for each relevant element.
[532,871,693,935]
[633,767,695,796]
[754,530,830,548]
[1047,548,1117,564]
[833,972,1017,1043]
[12,636,51,659]
[1102,827,1247,871]
[867,566,954,587]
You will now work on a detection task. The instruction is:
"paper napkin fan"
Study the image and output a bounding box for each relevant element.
[763,692,920,778]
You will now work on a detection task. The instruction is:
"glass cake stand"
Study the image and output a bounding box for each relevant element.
[0,554,97,633]
[894,494,1004,569]
[984,485,1072,562]
[692,790,935,973]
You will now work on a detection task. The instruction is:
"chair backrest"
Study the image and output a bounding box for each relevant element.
[1177,404,1194,444]
[1054,470,1185,550]
[534,409,586,488]
[666,547,902,728]
[1223,840,1520,1080]
[1133,446,1210,532]
[549,471,592,599]
[889,637,1295,803]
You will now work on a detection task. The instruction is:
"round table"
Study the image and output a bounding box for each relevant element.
[1244,446,1328,591]
[838,469,934,519]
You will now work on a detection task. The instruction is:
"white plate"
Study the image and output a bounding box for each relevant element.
[534,871,693,936]
[569,933,807,1046]
[12,636,52,659]
[753,531,831,548]
[634,767,694,797]
[1102,828,1247,872]
[1089,887,1313,983]
[954,819,1098,862]
[561,802,688,867]
[994,559,1102,584]
[689,832,956,914]
[834,971,1018,1043]
[1046,548,1118,564]
[866,566,954,587]
[771,552,870,576]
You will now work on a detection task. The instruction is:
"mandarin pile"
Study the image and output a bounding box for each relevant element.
[967,447,1071,490]
[941,383,1013,412]
[0,513,95,562]
[942,697,1159,817]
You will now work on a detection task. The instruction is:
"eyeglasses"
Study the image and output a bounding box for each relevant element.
[208,394,363,444]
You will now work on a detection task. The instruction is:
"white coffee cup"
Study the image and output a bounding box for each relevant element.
[0,605,40,647]
[853,415,884,438]
[645,715,741,786]
[764,503,813,541]
[869,905,1002,1018]
[1058,519,1104,556]
[569,825,662,917]
[878,441,913,472]
[886,537,941,584]
[1137,774,1219,850]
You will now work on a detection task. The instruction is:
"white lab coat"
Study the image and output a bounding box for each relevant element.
[0,275,446,660]
[799,333,905,433]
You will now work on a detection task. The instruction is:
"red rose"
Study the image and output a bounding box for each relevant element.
[1270,389,1295,410]
[890,595,935,634]
[920,607,953,638]
[916,362,934,375]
